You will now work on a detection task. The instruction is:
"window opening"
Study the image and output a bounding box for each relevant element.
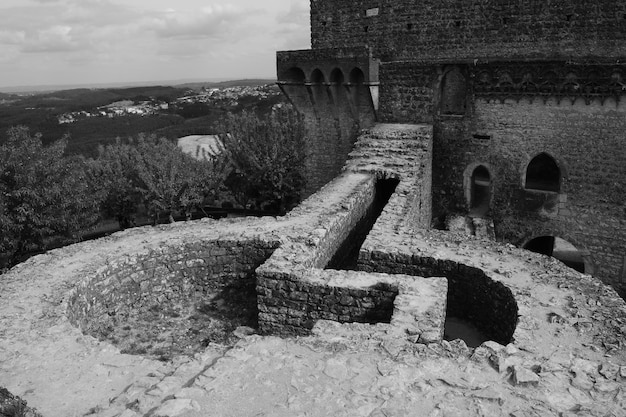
[441,67,467,115]
[470,166,491,216]
[525,153,560,192]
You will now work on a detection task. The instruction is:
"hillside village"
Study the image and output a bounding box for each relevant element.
[56,84,280,124]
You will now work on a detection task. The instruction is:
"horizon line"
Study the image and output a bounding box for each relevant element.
[0,76,278,94]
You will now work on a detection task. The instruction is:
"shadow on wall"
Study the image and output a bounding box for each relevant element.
[524,236,585,273]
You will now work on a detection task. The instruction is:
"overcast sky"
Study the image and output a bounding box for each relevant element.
[0,0,310,88]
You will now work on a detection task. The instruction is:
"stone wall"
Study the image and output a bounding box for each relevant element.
[378,62,437,124]
[256,124,439,337]
[431,96,626,293]
[279,84,372,196]
[67,239,278,338]
[357,250,518,346]
[310,0,626,61]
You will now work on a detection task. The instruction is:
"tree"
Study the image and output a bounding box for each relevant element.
[217,105,306,214]
[97,135,226,225]
[0,127,103,266]
[95,139,142,228]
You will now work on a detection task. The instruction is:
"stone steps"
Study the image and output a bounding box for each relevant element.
[93,346,228,417]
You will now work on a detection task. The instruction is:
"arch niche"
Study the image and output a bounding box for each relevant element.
[524,153,561,192]
[469,165,491,216]
[440,66,468,115]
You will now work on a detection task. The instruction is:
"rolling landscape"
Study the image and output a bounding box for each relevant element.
[0,79,284,156]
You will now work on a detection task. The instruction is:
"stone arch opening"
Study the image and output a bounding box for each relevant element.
[310,68,328,105]
[349,67,365,84]
[524,236,586,273]
[470,165,491,216]
[280,67,306,83]
[330,67,345,85]
[347,67,375,125]
[525,153,561,192]
[311,68,325,84]
[441,66,467,115]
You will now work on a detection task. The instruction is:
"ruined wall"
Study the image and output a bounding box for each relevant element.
[432,97,626,292]
[67,240,277,336]
[310,0,626,61]
[257,270,398,335]
[357,251,518,345]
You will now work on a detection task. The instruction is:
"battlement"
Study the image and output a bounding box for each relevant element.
[310,0,626,61]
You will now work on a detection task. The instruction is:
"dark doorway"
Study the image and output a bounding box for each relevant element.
[525,153,560,192]
[470,165,491,216]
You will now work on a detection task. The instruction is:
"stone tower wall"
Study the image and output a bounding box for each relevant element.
[311,0,626,61]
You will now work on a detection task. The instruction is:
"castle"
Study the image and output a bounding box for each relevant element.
[276,0,626,297]
[2,2,626,415]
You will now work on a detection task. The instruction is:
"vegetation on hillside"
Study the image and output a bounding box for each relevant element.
[0,100,305,270]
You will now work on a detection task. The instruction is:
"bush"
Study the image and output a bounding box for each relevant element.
[0,127,103,266]
[96,135,226,225]
[217,105,305,214]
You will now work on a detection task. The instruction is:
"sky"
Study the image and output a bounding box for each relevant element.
[0,0,310,89]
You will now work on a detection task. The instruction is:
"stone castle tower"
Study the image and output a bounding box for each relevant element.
[276,0,626,296]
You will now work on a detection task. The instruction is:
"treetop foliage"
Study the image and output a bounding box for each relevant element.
[217,105,306,214]
[0,126,103,265]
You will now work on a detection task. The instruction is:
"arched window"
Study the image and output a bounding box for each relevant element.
[349,67,365,85]
[525,153,561,192]
[441,67,467,115]
[280,67,306,83]
[310,69,327,105]
[311,69,325,84]
[470,165,491,216]
[330,68,345,85]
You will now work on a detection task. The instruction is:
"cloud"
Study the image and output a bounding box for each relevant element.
[20,26,86,53]
[146,5,257,41]
[274,0,310,50]
[0,0,311,87]
[277,0,309,25]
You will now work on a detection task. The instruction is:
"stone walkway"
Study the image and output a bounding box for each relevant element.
[92,324,626,417]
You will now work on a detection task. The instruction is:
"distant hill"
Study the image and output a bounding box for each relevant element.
[0,79,286,157]
[0,78,276,95]
[177,79,276,91]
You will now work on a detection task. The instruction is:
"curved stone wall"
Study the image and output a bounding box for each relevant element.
[357,253,518,345]
[66,239,277,356]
